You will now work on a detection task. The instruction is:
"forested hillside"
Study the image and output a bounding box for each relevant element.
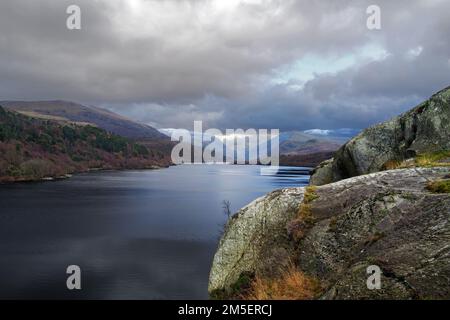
[0,106,171,182]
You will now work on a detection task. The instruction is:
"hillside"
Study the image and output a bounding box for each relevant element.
[0,106,171,183]
[1,100,167,140]
[279,151,335,167]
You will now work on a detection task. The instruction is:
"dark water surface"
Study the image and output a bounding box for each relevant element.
[0,165,309,299]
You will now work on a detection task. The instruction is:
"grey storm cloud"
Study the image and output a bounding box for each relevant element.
[0,0,449,131]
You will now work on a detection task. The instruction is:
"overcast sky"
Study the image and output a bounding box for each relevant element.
[0,0,449,131]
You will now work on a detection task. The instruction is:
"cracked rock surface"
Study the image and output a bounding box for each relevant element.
[209,168,450,299]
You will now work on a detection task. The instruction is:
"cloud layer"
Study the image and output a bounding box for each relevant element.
[0,0,449,130]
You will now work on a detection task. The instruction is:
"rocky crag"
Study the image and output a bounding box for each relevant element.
[209,87,450,300]
[209,168,450,299]
[310,87,450,185]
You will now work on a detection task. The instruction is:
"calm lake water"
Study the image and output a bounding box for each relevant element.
[0,164,310,299]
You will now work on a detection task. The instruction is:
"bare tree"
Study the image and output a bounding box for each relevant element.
[222,200,232,219]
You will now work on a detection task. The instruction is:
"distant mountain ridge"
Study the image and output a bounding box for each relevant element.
[278,131,343,155]
[159,128,348,167]
[1,100,167,140]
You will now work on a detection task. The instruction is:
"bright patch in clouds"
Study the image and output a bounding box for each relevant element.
[213,0,264,11]
[271,44,390,89]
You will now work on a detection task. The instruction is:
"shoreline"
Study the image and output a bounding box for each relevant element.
[0,162,315,185]
[0,164,171,185]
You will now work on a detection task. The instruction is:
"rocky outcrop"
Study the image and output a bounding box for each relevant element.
[208,188,305,296]
[209,167,450,299]
[310,87,450,186]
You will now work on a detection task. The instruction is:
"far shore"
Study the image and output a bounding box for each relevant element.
[0,164,170,185]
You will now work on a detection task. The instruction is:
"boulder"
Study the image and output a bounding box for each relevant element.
[209,168,450,299]
[208,188,305,296]
[310,87,450,185]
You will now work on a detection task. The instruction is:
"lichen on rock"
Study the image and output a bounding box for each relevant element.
[209,168,450,299]
[208,188,305,297]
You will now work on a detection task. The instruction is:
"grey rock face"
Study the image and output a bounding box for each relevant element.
[209,168,450,299]
[310,87,450,185]
[309,158,334,186]
[301,167,450,299]
[208,188,305,295]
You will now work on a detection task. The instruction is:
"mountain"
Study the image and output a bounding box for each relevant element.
[278,131,347,167]
[310,87,450,185]
[1,100,167,140]
[303,128,361,141]
[0,106,171,183]
[160,128,346,167]
[279,131,343,155]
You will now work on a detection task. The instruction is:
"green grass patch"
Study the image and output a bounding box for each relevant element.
[384,150,450,170]
[426,179,450,193]
[304,186,319,203]
[416,150,450,167]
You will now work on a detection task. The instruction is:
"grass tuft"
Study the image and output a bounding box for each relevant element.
[426,179,450,193]
[242,265,322,300]
[304,186,319,203]
[287,186,319,242]
[382,159,403,170]
[382,151,450,171]
[415,151,450,167]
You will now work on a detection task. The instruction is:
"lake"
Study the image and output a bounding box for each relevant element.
[0,164,310,299]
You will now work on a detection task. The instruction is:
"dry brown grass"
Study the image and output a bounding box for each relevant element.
[382,159,403,170]
[242,185,323,300]
[242,265,322,300]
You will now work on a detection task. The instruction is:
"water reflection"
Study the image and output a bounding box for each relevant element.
[0,164,309,299]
